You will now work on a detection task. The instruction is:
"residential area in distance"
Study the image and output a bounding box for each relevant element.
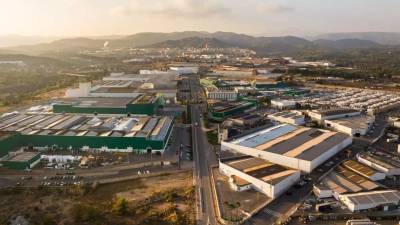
[1,1,400,225]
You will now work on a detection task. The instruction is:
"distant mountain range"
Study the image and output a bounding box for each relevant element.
[311,32,400,45]
[1,31,399,56]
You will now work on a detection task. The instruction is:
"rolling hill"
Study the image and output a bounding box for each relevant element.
[3,31,398,56]
[145,37,232,48]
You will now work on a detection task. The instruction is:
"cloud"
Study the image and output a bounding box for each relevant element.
[110,0,231,18]
[257,2,294,13]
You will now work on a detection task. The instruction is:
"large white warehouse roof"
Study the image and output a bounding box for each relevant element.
[222,124,352,172]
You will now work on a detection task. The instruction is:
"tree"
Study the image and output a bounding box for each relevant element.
[112,197,128,215]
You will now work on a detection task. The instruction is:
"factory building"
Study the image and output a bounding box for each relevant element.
[357,153,400,176]
[65,71,178,101]
[212,68,256,78]
[0,113,174,154]
[307,108,361,125]
[53,94,164,115]
[271,99,297,110]
[339,190,400,212]
[314,164,380,199]
[139,70,176,75]
[209,101,257,122]
[221,124,352,173]
[313,160,400,212]
[169,64,199,75]
[267,111,305,125]
[230,114,264,127]
[342,160,385,181]
[0,150,40,170]
[219,156,300,199]
[201,78,238,101]
[205,87,238,101]
[324,115,375,137]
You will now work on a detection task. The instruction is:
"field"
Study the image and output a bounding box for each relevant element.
[0,171,195,225]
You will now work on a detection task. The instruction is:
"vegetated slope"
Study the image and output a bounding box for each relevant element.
[144,37,232,48]
[0,54,71,67]
[5,38,106,55]
[313,38,382,49]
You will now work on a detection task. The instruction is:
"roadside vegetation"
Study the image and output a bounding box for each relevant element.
[206,130,219,145]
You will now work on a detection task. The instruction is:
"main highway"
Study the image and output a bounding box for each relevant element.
[188,76,219,225]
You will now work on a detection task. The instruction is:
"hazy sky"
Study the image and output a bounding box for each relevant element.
[0,0,399,37]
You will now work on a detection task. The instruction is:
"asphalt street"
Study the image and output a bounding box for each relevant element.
[189,76,219,225]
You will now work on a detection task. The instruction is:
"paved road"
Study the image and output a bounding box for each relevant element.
[189,76,219,225]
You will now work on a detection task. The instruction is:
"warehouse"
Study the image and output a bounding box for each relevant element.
[342,160,385,181]
[219,156,300,198]
[339,190,400,212]
[230,114,264,127]
[53,94,164,115]
[307,108,361,125]
[169,63,199,75]
[324,115,375,136]
[205,86,238,101]
[0,150,40,170]
[271,99,297,109]
[221,124,352,173]
[357,152,400,176]
[267,111,305,125]
[65,71,178,100]
[314,164,380,199]
[209,101,257,122]
[201,78,238,101]
[0,113,173,153]
[0,132,23,158]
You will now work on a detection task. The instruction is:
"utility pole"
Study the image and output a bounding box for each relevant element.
[178,143,182,169]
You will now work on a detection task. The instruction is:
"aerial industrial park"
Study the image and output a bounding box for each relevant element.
[0,44,400,225]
